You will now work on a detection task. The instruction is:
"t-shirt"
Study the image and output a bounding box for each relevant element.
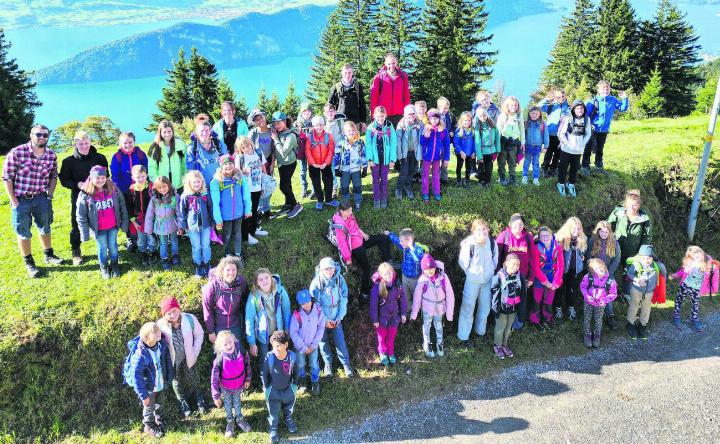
[93,191,117,231]
[237,152,266,193]
[684,267,704,290]
[262,292,278,334]
[171,323,185,365]
[375,126,385,163]
[250,128,274,159]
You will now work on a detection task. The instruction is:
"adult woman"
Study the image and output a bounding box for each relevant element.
[608,189,652,268]
[202,256,248,344]
[147,120,186,192]
[186,121,228,188]
[212,101,249,155]
[370,53,411,128]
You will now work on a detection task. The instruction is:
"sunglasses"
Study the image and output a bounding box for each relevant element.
[34,133,50,138]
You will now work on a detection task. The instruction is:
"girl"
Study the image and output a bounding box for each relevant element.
[144,176,180,270]
[245,268,291,364]
[365,106,397,209]
[210,155,251,260]
[76,165,129,279]
[235,136,268,245]
[491,254,525,359]
[177,170,213,278]
[522,106,549,185]
[211,331,252,437]
[471,90,500,123]
[334,121,367,209]
[556,100,592,197]
[395,104,422,199]
[411,254,455,358]
[419,109,450,202]
[295,102,313,199]
[147,120,187,192]
[586,221,622,330]
[110,131,148,194]
[671,246,717,332]
[270,111,303,219]
[213,101,249,155]
[202,256,248,343]
[555,217,587,322]
[625,245,667,340]
[580,259,617,348]
[306,115,337,210]
[473,108,501,188]
[496,96,525,186]
[124,165,155,265]
[370,263,407,365]
[453,111,475,188]
[247,109,275,218]
[530,227,564,330]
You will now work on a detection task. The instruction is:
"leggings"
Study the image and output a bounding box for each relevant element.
[583,302,604,336]
[478,154,494,184]
[674,283,701,320]
[351,234,392,294]
[455,154,471,180]
[278,162,297,207]
[494,312,516,346]
[557,271,582,313]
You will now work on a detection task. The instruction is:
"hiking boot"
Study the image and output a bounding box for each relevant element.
[672,315,682,329]
[100,263,111,280]
[637,323,649,340]
[201,262,209,277]
[425,349,435,358]
[179,399,191,419]
[533,178,540,186]
[144,424,164,438]
[269,431,280,443]
[557,183,566,196]
[521,175,529,185]
[286,417,298,434]
[171,254,181,266]
[236,417,252,433]
[493,345,505,359]
[25,256,41,278]
[287,204,303,219]
[592,333,601,348]
[148,252,159,265]
[406,189,415,199]
[568,307,578,321]
[194,264,203,278]
[501,346,514,358]
[72,248,83,266]
[161,259,172,271]
[379,354,389,366]
[225,419,235,438]
[433,194,442,202]
[110,260,121,277]
[395,189,403,200]
[555,307,564,321]
[567,183,577,197]
[690,318,704,332]
[247,234,259,245]
[627,322,638,340]
[436,343,445,357]
[196,397,207,415]
[584,334,592,348]
[126,238,137,253]
[388,355,397,364]
[606,315,619,331]
[43,249,64,265]
[315,202,324,211]
[311,381,320,395]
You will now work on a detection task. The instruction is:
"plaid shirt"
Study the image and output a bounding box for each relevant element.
[2,143,58,197]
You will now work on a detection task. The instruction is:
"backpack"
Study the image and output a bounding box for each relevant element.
[587,274,613,294]
[469,237,498,267]
[326,216,349,248]
[122,335,142,386]
[335,81,362,104]
[267,350,297,375]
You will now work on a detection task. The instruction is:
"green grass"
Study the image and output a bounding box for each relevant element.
[1,115,718,443]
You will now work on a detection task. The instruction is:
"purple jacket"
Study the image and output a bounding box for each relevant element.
[289,303,326,353]
[369,273,407,327]
[580,273,618,307]
[202,269,248,334]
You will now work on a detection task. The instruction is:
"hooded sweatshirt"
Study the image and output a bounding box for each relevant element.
[309,262,349,323]
[495,227,538,281]
[558,100,592,155]
[580,273,618,307]
[202,270,248,334]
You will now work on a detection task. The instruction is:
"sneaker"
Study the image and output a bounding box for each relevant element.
[592,333,601,348]
[100,264,111,280]
[225,420,235,438]
[534,323,546,333]
[395,189,403,200]
[606,315,619,331]
[584,334,592,348]
[388,355,397,364]
[311,381,320,395]
[373,200,380,209]
[627,322,638,340]
[521,176,528,185]
[579,167,590,176]
[567,183,577,197]
[287,204,303,219]
[201,262,210,277]
[254,229,268,236]
[568,307,577,321]
[180,399,191,419]
[422,194,430,203]
[556,183,566,196]
[541,167,548,178]
[672,315,682,330]
[379,354,389,366]
[196,398,207,415]
[315,202,324,211]
[344,368,355,378]
[593,166,609,176]
[144,425,164,438]
[286,418,298,434]
[43,251,64,265]
[72,248,83,266]
[236,417,252,433]
[141,252,151,266]
[542,321,553,331]
[493,345,505,360]
[459,338,475,347]
[425,349,435,358]
[690,319,704,333]
[326,199,339,208]
[247,234,259,245]
[380,199,388,209]
[637,323,649,340]
[436,343,445,357]
[502,346,514,358]
[406,189,415,199]
[162,259,172,271]
[433,194,441,202]
[171,254,181,266]
[533,178,540,186]
[555,307,564,321]
[25,258,41,278]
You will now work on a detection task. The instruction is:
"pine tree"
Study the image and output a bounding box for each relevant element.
[0,29,41,152]
[413,0,495,112]
[150,49,192,129]
[589,0,639,92]
[266,91,283,117]
[338,0,383,96]
[211,76,248,122]
[376,0,420,74]
[282,81,302,117]
[637,67,665,118]
[188,47,220,120]
[695,75,718,115]
[256,87,271,113]
[307,10,349,109]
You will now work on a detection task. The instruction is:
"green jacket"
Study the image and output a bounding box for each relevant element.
[608,206,652,259]
[147,138,187,189]
[474,124,501,156]
[273,129,298,166]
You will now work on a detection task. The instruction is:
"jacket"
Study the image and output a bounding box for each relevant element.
[365,122,398,165]
[532,238,565,287]
[608,207,652,259]
[471,102,499,122]
[334,138,368,173]
[585,237,622,276]
[389,233,426,279]
[59,145,108,207]
[127,337,174,401]
[558,99,592,155]
[458,236,498,284]
[157,312,204,369]
[202,271,248,334]
[328,79,367,124]
[626,260,667,294]
[474,124,501,156]
[562,239,587,277]
[672,256,720,297]
[144,192,178,236]
[411,261,455,320]
[210,342,251,399]
[496,113,525,143]
[580,273,618,307]
[210,174,252,223]
[289,302,326,353]
[420,127,451,162]
[585,94,629,133]
[273,129,298,166]
[305,130,335,166]
[245,275,292,346]
[491,269,526,315]
[453,128,475,156]
[110,147,148,194]
[525,119,549,148]
[177,191,213,231]
[76,188,129,241]
[185,137,228,186]
[124,183,152,230]
[309,262,349,323]
[537,99,570,136]
[396,121,423,161]
[370,67,411,116]
[370,273,407,327]
[212,119,249,145]
[332,212,364,263]
[495,227,538,281]
[147,138,187,189]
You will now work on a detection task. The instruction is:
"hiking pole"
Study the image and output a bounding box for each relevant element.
[687,73,720,242]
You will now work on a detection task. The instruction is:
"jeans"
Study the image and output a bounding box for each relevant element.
[95,227,119,264]
[340,170,362,203]
[157,233,178,260]
[136,231,156,254]
[542,135,561,170]
[266,386,296,434]
[497,137,520,179]
[221,387,243,420]
[396,156,417,194]
[376,325,398,356]
[522,145,542,179]
[299,158,309,193]
[422,311,444,352]
[371,163,389,201]
[278,162,297,207]
[319,322,352,372]
[457,279,492,340]
[558,151,581,185]
[309,166,333,203]
[221,218,242,257]
[402,275,419,315]
[421,160,441,196]
[188,227,211,265]
[582,131,608,168]
[142,391,164,428]
[296,348,320,382]
[494,312,516,346]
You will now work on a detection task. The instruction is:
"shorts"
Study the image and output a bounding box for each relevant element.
[11,193,53,239]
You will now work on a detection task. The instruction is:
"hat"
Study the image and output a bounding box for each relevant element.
[638,245,654,257]
[420,253,436,270]
[403,104,416,115]
[509,213,525,225]
[299,102,312,113]
[218,154,234,165]
[319,257,335,270]
[427,110,440,119]
[311,115,325,126]
[296,289,312,305]
[159,297,181,315]
[88,165,107,178]
[270,111,287,123]
[246,109,265,126]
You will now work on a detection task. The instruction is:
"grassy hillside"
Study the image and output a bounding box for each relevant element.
[0,115,718,443]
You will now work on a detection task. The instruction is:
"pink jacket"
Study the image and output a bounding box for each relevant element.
[672,256,720,296]
[333,212,364,263]
[411,261,455,320]
[370,67,411,116]
[580,273,618,307]
[156,312,204,369]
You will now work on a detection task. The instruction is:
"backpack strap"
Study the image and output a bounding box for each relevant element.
[293,310,302,328]
[182,313,195,332]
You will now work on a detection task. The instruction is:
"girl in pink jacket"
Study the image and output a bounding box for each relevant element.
[670,246,718,333]
[411,254,455,358]
[530,227,564,330]
[580,259,617,348]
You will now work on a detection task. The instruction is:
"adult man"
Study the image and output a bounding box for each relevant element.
[370,53,411,128]
[3,124,64,277]
[328,63,367,127]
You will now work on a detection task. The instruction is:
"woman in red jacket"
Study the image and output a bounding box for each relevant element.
[370,53,411,128]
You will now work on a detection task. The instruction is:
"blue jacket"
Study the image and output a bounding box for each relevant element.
[396,122,423,161]
[245,275,292,346]
[110,147,148,194]
[537,99,570,136]
[420,127,451,162]
[389,233,426,279]
[177,191,213,231]
[585,95,629,133]
[210,174,251,223]
[309,263,349,323]
[453,128,475,156]
[127,336,174,401]
[185,137,228,187]
[365,122,398,165]
[525,119,550,148]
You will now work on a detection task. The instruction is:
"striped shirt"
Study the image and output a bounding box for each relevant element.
[2,143,58,197]
[171,324,186,365]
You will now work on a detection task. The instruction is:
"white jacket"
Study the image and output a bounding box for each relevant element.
[157,312,204,369]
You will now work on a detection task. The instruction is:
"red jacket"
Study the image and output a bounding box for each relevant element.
[305,130,335,166]
[370,67,411,117]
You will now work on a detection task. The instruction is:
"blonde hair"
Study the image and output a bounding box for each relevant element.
[505,253,520,265]
[252,268,277,295]
[414,101,427,111]
[624,189,642,208]
[556,217,587,251]
[425,108,445,132]
[437,96,450,108]
[73,130,90,141]
[373,106,387,118]
[139,322,160,342]
[500,96,521,116]
[182,170,206,194]
[457,111,473,131]
[597,80,610,90]
[131,164,147,176]
[537,226,553,237]
[214,330,236,355]
[682,246,710,272]
[475,90,491,101]
[587,258,609,276]
[590,221,617,258]
[215,256,243,281]
[82,175,115,195]
[399,228,414,240]
[376,262,396,299]
[471,218,489,233]
[234,135,254,154]
[119,131,135,144]
[342,120,360,144]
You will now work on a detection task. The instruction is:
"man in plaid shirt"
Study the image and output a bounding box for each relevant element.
[3,124,64,277]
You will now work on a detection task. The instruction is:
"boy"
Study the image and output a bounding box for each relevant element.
[124,165,156,265]
[582,80,629,176]
[385,228,426,313]
[625,245,666,340]
[288,290,326,395]
[262,330,300,444]
[325,103,345,197]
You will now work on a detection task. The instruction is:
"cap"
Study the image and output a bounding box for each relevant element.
[296,289,312,305]
[270,111,287,123]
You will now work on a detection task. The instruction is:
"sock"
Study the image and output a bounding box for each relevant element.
[23,254,34,264]
[43,248,54,257]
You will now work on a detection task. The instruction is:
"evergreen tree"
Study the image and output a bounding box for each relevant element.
[695,75,718,115]
[0,28,41,152]
[256,87,270,112]
[307,10,349,109]
[266,91,283,117]
[211,76,248,122]
[150,48,192,130]
[589,0,639,92]
[376,0,420,74]
[413,0,495,112]
[636,67,665,118]
[188,47,219,120]
[338,0,383,97]
[282,81,303,117]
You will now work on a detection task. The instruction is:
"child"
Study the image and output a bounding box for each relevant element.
[147,120,187,192]
[538,88,570,177]
[245,268,292,364]
[582,80,629,175]
[247,109,275,218]
[496,96,525,186]
[156,297,206,418]
[473,108,501,188]
[289,289,325,394]
[419,109,450,202]
[295,102,313,199]
[415,100,429,125]
[580,259,618,348]
[124,165,155,265]
[211,330,252,437]
[177,170,213,278]
[522,106,549,185]
[457,219,499,345]
[210,155,251,259]
[306,115,338,210]
[76,165,129,279]
[395,104,422,199]
[585,221,622,330]
[557,100,592,197]
[365,106,397,209]
[262,330,300,444]
[235,135,268,245]
[144,176,180,270]
[437,96,456,184]
[334,121,367,209]
[453,111,475,188]
[471,90,500,123]
[125,322,174,438]
[370,263,407,365]
[385,228,426,315]
[555,217,587,322]
[530,227,564,331]
[110,131,148,195]
[670,246,716,332]
[309,257,355,377]
[490,254,525,359]
[625,245,667,340]
[324,103,345,197]
[411,254,455,358]
[270,111,303,219]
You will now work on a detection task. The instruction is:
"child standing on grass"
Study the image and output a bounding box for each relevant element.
[585,221,622,330]
[491,254,525,360]
[144,176,180,271]
[295,102,313,199]
[473,108,501,188]
[670,246,717,333]
[270,111,303,219]
[522,106,549,186]
[625,245,667,340]
[366,106,397,209]
[556,100,592,197]
[324,103,345,197]
[262,330,300,444]
[580,259,617,348]
[289,289,325,395]
[306,115,338,210]
[247,109,275,218]
[496,97,525,186]
[420,109,450,203]
[124,165,155,266]
[76,165,129,279]
[177,170,213,278]
[245,268,292,365]
[334,121,367,209]
[235,135,268,245]
[453,111,475,188]
[211,330,252,437]
[370,262,407,366]
[538,88,570,178]
[555,217,587,323]
[395,104,422,199]
[210,155,251,260]
[385,228,426,315]
[582,80,629,176]
[437,96,456,185]
[530,227,564,331]
[411,254,455,358]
